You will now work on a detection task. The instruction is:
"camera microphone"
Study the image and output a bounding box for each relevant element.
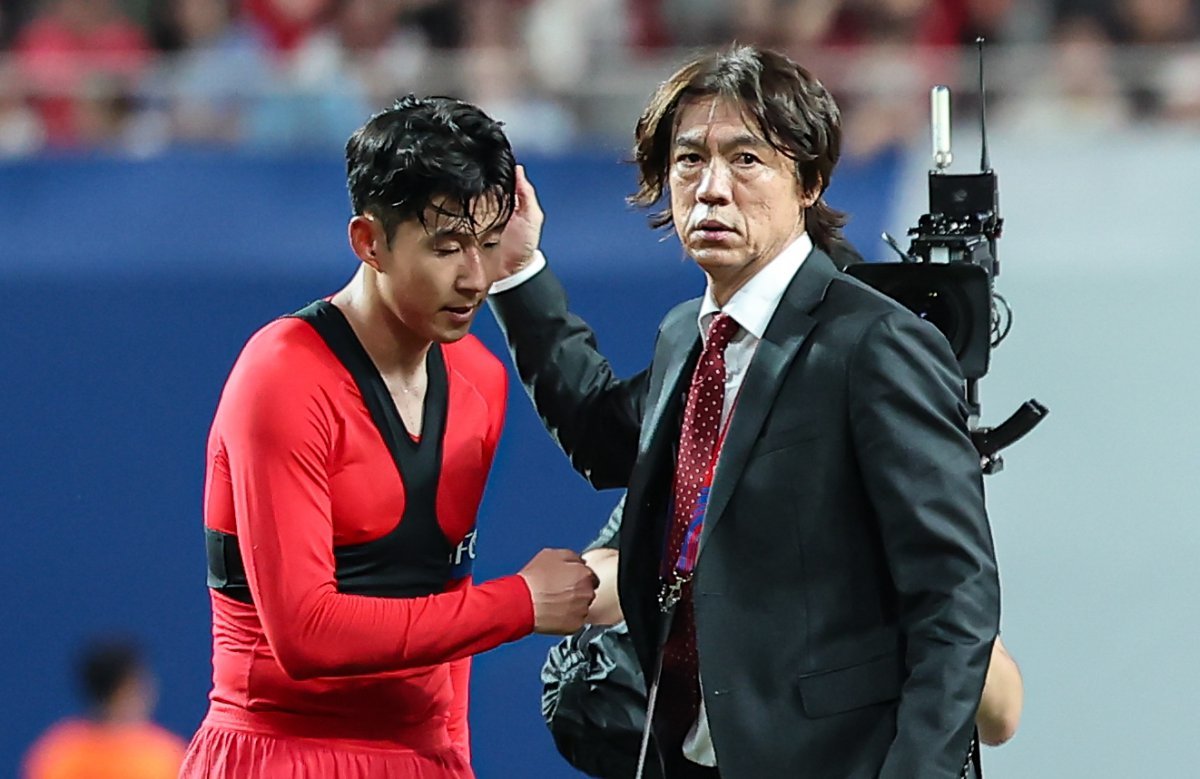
[932,85,952,171]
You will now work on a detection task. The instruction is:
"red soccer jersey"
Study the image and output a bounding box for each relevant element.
[198,311,533,762]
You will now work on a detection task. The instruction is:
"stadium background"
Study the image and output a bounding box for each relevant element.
[2,0,1199,776]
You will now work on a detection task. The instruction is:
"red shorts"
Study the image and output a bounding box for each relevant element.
[180,705,473,779]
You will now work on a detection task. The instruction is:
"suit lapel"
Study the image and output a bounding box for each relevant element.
[621,305,700,669]
[626,307,699,547]
[637,312,700,462]
[698,251,839,554]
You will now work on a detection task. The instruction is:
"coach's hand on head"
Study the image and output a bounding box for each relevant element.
[518,549,599,635]
[495,165,545,280]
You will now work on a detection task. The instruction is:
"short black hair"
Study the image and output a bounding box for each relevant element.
[346,95,516,243]
[78,637,142,708]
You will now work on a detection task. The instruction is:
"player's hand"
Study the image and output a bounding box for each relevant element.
[496,165,545,280]
[518,549,598,635]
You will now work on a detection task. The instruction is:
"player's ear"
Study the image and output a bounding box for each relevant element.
[348,214,385,271]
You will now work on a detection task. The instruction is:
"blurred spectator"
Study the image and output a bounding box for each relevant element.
[654,0,847,49]
[461,0,524,51]
[771,0,848,48]
[1000,12,1130,133]
[824,0,964,47]
[241,0,334,52]
[401,0,467,49]
[1157,46,1200,123]
[836,43,950,159]
[657,0,735,46]
[455,0,578,152]
[146,0,268,147]
[14,0,151,146]
[0,0,1198,152]
[0,0,35,48]
[950,0,1052,44]
[523,0,630,92]
[1111,0,1198,119]
[20,636,186,779]
[1113,0,1197,45]
[72,69,157,152]
[0,58,45,154]
[626,0,669,50]
[812,1,957,160]
[243,0,394,150]
[289,0,428,107]
[466,50,578,153]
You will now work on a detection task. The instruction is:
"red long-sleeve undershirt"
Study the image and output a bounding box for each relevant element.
[202,317,533,735]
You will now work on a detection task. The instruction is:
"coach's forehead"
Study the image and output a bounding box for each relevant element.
[673,96,768,148]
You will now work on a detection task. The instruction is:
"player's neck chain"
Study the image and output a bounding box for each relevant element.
[387,370,427,397]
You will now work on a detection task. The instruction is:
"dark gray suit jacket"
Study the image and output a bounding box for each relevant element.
[490,250,1000,779]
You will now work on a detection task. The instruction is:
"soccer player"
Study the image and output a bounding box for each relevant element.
[181,96,597,779]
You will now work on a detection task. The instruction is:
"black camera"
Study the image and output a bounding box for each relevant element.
[849,169,998,381]
[846,52,1046,473]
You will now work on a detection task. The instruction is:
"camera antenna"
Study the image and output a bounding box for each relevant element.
[977,37,990,172]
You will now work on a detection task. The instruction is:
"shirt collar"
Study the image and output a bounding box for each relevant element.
[698,232,814,343]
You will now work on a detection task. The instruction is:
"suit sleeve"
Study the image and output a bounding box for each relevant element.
[218,350,535,682]
[488,266,648,489]
[848,311,1000,779]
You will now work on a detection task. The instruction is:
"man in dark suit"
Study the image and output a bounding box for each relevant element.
[490,45,1000,778]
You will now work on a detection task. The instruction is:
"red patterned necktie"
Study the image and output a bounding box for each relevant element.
[659,312,739,731]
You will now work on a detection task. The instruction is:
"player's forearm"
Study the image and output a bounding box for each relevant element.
[977,638,1022,746]
[263,576,534,680]
[582,548,623,625]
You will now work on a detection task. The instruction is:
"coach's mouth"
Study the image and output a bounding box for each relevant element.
[692,219,736,241]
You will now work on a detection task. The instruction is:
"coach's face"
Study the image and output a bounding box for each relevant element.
[669,96,816,303]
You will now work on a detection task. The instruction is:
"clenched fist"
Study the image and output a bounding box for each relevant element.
[518,549,599,635]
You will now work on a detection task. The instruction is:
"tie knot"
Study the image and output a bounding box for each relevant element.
[705,313,739,353]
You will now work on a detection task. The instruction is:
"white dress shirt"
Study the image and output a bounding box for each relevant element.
[490,233,815,767]
[682,232,812,767]
[489,251,547,294]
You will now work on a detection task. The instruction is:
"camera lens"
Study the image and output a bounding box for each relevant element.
[845,261,992,379]
[890,285,971,357]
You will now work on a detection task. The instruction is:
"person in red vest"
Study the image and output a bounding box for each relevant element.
[180,95,597,779]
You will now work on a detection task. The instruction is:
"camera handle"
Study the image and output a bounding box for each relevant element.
[968,381,1049,474]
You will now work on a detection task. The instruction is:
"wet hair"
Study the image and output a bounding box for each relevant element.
[346,95,516,244]
[631,45,847,251]
[78,637,142,708]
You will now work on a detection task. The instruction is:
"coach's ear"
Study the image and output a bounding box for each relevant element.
[348,214,385,271]
[796,172,822,209]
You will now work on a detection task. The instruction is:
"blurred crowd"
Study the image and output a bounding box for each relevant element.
[0,0,1198,157]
